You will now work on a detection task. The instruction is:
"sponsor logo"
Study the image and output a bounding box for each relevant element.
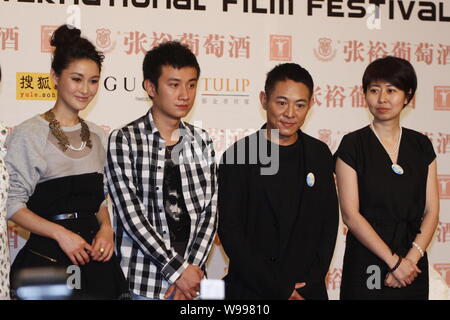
[103,76,145,93]
[0,26,19,51]
[102,76,148,101]
[434,86,450,110]
[313,37,449,66]
[7,224,19,249]
[270,35,292,61]
[206,128,256,157]
[314,37,337,62]
[318,129,337,151]
[434,264,450,287]
[438,175,450,199]
[16,72,57,100]
[422,132,450,155]
[437,221,450,243]
[326,268,342,290]
[96,28,116,54]
[200,77,250,106]
[317,129,350,154]
[90,29,251,58]
[41,25,58,53]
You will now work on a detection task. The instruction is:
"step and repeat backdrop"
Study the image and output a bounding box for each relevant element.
[1,0,449,299]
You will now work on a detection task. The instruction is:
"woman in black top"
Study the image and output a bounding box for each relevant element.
[6,25,127,299]
[334,56,439,299]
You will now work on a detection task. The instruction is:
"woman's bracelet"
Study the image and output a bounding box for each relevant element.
[388,255,402,273]
[412,241,424,257]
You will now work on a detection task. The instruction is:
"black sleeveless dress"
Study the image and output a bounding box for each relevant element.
[334,126,436,300]
[10,172,129,300]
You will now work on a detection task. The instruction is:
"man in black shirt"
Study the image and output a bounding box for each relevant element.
[218,63,339,300]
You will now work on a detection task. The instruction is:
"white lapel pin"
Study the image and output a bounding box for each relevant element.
[391,163,404,175]
[306,172,315,187]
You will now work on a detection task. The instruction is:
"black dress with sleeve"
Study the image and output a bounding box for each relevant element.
[334,126,435,300]
[10,173,129,300]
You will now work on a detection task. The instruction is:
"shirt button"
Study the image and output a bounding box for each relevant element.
[158,166,161,169]
[156,187,159,191]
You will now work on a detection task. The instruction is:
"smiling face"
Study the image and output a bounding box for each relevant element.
[145,65,198,121]
[51,58,100,113]
[365,80,409,122]
[261,79,312,146]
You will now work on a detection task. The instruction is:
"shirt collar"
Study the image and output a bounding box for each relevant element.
[144,107,194,139]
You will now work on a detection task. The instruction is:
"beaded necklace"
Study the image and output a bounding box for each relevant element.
[42,110,92,152]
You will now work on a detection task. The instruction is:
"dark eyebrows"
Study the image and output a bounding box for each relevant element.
[69,72,99,78]
[167,77,198,82]
[275,96,307,103]
[369,82,396,88]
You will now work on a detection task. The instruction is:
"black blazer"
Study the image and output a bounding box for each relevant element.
[218,128,339,300]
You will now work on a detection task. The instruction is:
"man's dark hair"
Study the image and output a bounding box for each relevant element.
[362,56,417,106]
[143,41,200,89]
[264,63,314,98]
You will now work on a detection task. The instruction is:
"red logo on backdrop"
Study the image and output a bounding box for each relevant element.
[206,128,255,156]
[434,264,450,287]
[326,268,342,290]
[438,175,450,199]
[318,129,337,151]
[434,86,450,110]
[41,25,57,53]
[97,29,111,48]
[437,221,450,243]
[8,225,19,249]
[96,28,116,53]
[314,38,337,62]
[0,26,19,51]
[270,35,292,61]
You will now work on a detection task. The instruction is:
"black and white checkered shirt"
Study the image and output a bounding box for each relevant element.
[105,109,217,299]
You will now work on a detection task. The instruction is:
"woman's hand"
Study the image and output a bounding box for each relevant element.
[54,228,93,266]
[288,283,306,300]
[384,273,402,288]
[91,225,114,262]
[391,257,421,287]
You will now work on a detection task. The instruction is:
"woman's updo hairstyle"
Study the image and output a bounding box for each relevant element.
[51,24,104,75]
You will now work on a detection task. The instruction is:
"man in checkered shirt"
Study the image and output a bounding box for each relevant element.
[105,42,217,300]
